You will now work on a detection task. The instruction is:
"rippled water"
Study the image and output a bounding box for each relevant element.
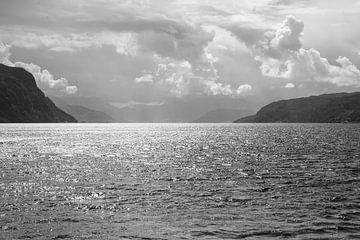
[0,123,359,240]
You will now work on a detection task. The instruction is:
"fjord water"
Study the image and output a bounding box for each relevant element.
[0,123,359,240]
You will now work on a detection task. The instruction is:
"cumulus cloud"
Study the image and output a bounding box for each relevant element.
[252,16,360,87]
[268,16,303,53]
[150,56,218,97]
[135,53,251,97]
[236,84,252,95]
[0,40,77,95]
[225,15,360,88]
[12,62,78,94]
[225,16,360,87]
[284,82,295,88]
[135,74,153,83]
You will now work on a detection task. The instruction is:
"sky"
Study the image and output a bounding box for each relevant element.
[0,0,360,106]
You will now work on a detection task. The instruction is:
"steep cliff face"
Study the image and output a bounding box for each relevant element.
[0,64,77,123]
[235,92,360,123]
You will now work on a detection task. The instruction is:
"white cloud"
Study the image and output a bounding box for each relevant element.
[135,53,252,97]
[0,40,77,95]
[13,62,77,94]
[284,82,295,88]
[98,32,138,56]
[65,86,78,94]
[204,25,248,53]
[135,74,153,83]
[252,16,360,87]
[0,41,12,65]
[236,84,252,95]
[153,57,207,97]
[269,16,304,53]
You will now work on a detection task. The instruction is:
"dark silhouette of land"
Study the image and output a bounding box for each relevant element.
[235,92,360,123]
[0,64,77,123]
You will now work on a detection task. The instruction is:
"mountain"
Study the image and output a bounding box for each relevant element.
[50,96,116,123]
[234,92,360,123]
[0,64,77,123]
[193,108,254,123]
[53,96,127,122]
[56,95,259,122]
[118,97,259,122]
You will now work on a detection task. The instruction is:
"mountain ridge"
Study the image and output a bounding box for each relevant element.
[193,108,254,123]
[234,92,360,123]
[50,96,116,123]
[55,95,259,122]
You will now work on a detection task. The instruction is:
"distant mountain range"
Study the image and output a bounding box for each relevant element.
[0,64,76,123]
[50,96,116,123]
[53,95,258,123]
[51,95,127,122]
[193,108,254,123]
[234,92,360,123]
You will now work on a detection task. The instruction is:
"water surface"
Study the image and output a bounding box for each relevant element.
[0,123,359,239]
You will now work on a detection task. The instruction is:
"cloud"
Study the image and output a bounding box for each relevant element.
[245,16,360,87]
[284,82,295,88]
[0,14,213,61]
[268,16,304,53]
[13,62,78,94]
[0,29,138,56]
[0,41,12,65]
[135,53,252,97]
[0,40,77,95]
[98,32,138,56]
[236,84,253,95]
[2,0,359,105]
[135,74,153,83]
[65,86,78,94]
[151,56,216,97]
[224,25,266,47]
[270,0,310,6]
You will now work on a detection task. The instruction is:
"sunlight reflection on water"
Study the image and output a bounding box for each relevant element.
[1,123,360,239]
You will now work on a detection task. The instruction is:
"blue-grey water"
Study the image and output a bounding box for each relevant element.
[0,123,359,240]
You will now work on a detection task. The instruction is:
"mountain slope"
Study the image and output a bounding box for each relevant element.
[56,95,258,122]
[50,96,116,123]
[234,92,360,123]
[54,96,127,122]
[118,97,258,122]
[0,64,77,123]
[193,108,254,123]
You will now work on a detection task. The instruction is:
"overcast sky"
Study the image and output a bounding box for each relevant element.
[0,0,360,105]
